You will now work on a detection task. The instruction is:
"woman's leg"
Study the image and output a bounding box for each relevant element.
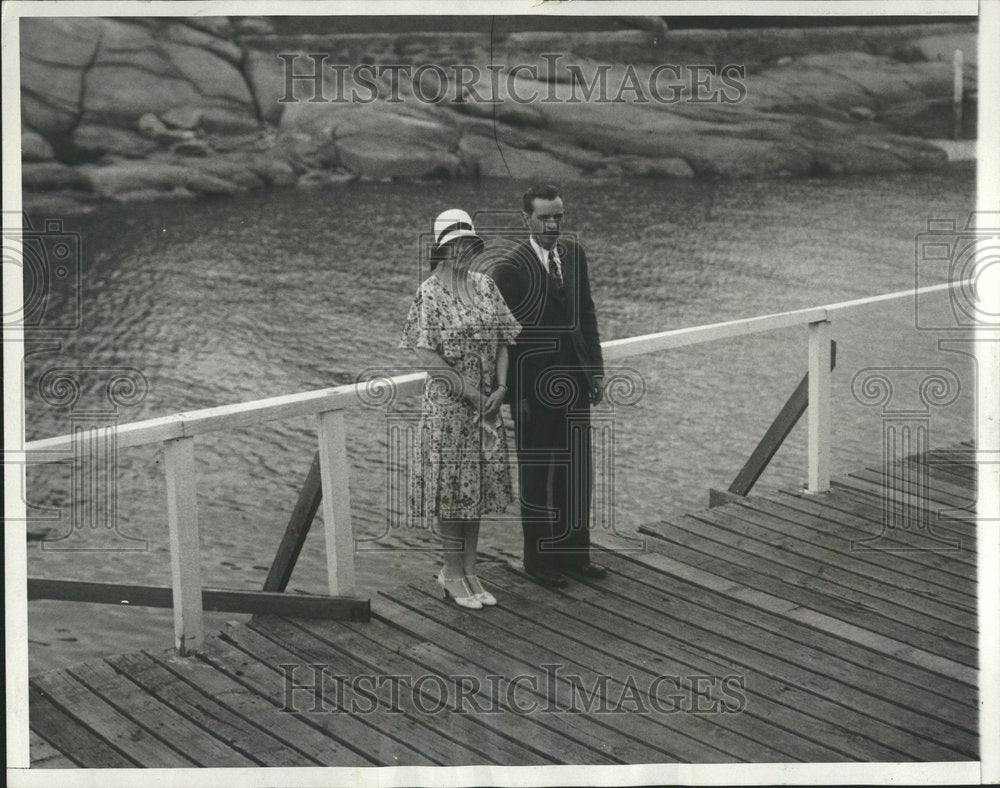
[437,517,481,606]
[438,518,467,579]
[462,519,480,576]
[461,518,496,604]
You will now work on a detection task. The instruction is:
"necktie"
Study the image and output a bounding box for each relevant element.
[547,250,564,288]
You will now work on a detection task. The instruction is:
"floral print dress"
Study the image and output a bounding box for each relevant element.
[399,271,521,520]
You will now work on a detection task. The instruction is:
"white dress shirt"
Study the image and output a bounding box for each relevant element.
[529,235,562,279]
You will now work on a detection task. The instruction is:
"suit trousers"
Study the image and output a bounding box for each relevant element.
[512,372,593,573]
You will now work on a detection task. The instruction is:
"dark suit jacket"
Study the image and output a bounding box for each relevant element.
[489,237,603,406]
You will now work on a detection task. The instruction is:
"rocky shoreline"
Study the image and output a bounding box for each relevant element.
[20,17,977,214]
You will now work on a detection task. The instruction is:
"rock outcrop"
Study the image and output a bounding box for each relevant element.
[19,16,977,213]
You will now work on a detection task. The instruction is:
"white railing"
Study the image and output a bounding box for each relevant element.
[20,281,965,653]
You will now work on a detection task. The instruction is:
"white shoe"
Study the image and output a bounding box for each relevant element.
[465,575,497,606]
[436,572,482,609]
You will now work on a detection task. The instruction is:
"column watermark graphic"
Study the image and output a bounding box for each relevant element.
[850,367,963,552]
[34,367,150,551]
[5,211,149,551]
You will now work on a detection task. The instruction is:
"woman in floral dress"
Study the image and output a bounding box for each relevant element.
[399,209,521,609]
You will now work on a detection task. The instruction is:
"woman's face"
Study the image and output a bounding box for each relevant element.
[450,237,482,269]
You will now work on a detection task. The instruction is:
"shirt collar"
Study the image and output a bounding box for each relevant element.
[529,235,559,268]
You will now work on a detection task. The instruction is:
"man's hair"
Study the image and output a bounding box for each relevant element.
[523,183,562,216]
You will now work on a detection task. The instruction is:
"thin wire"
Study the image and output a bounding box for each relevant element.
[489,16,513,179]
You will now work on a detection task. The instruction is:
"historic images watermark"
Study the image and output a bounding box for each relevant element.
[3,211,148,550]
[845,211,999,552]
[279,662,748,716]
[279,54,747,105]
[353,210,646,551]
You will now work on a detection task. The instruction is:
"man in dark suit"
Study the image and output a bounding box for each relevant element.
[489,184,607,588]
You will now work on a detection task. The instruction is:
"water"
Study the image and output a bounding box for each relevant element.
[23,168,977,672]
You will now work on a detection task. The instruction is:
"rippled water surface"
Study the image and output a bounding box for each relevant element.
[24,169,977,671]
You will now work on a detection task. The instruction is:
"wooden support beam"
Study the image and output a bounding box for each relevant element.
[807,320,833,493]
[163,436,204,654]
[263,452,323,593]
[27,578,369,621]
[317,409,356,596]
[723,341,837,500]
[708,488,744,508]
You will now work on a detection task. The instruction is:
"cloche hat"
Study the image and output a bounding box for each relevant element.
[433,209,484,253]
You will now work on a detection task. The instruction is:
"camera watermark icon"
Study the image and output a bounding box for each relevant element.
[849,367,966,552]
[26,366,150,551]
[914,211,1000,332]
[2,212,82,334]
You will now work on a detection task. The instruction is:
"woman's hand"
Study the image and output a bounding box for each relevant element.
[463,385,486,414]
[483,388,505,419]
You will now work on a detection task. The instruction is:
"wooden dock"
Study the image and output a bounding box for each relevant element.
[27,442,979,767]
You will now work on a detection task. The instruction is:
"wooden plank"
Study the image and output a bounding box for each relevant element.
[23,413,185,461]
[369,593,683,763]
[476,562,960,762]
[177,374,426,437]
[771,489,978,580]
[465,568,866,762]
[23,283,967,452]
[661,512,977,658]
[29,729,76,769]
[709,488,743,508]
[107,651,316,767]
[638,519,979,685]
[163,436,204,654]
[382,585,795,763]
[593,540,980,720]
[750,490,977,585]
[831,476,976,541]
[849,468,976,513]
[29,686,136,768]
[601,306,829,361]
[877,460,979,505]
[69,659,257,767]
[264,452,323,592]
[807,319,832,492]
[198,631,419,766]
[585,548,977,711]
[829,476,976,537]
[832,470,976,520]
[26,578,369,621]
[703,503,977,629]
[254,616,551,766]
[285,615,618,765]
[30,670,196,767]
[728,341,836,497]
[742,494,977,611]
[316,409,355,596]
[822,280,970,315]
[797,484,977,553]
[555,552,977,758]
[144,648,371,767]
[223,622,481,765]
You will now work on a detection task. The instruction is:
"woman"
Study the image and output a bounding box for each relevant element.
[399,209,521,609]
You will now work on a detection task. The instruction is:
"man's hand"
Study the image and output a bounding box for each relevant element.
[589,375,605,406]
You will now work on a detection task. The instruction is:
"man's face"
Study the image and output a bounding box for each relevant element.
[523,196,564,250]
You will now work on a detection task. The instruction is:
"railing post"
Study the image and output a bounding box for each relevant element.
[163,436,204,654]
[807,320,832,493]
[316,408,355,595]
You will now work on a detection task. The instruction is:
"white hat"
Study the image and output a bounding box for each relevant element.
[434,209,482,251]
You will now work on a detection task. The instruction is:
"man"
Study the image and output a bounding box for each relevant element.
[490,184,607,588]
